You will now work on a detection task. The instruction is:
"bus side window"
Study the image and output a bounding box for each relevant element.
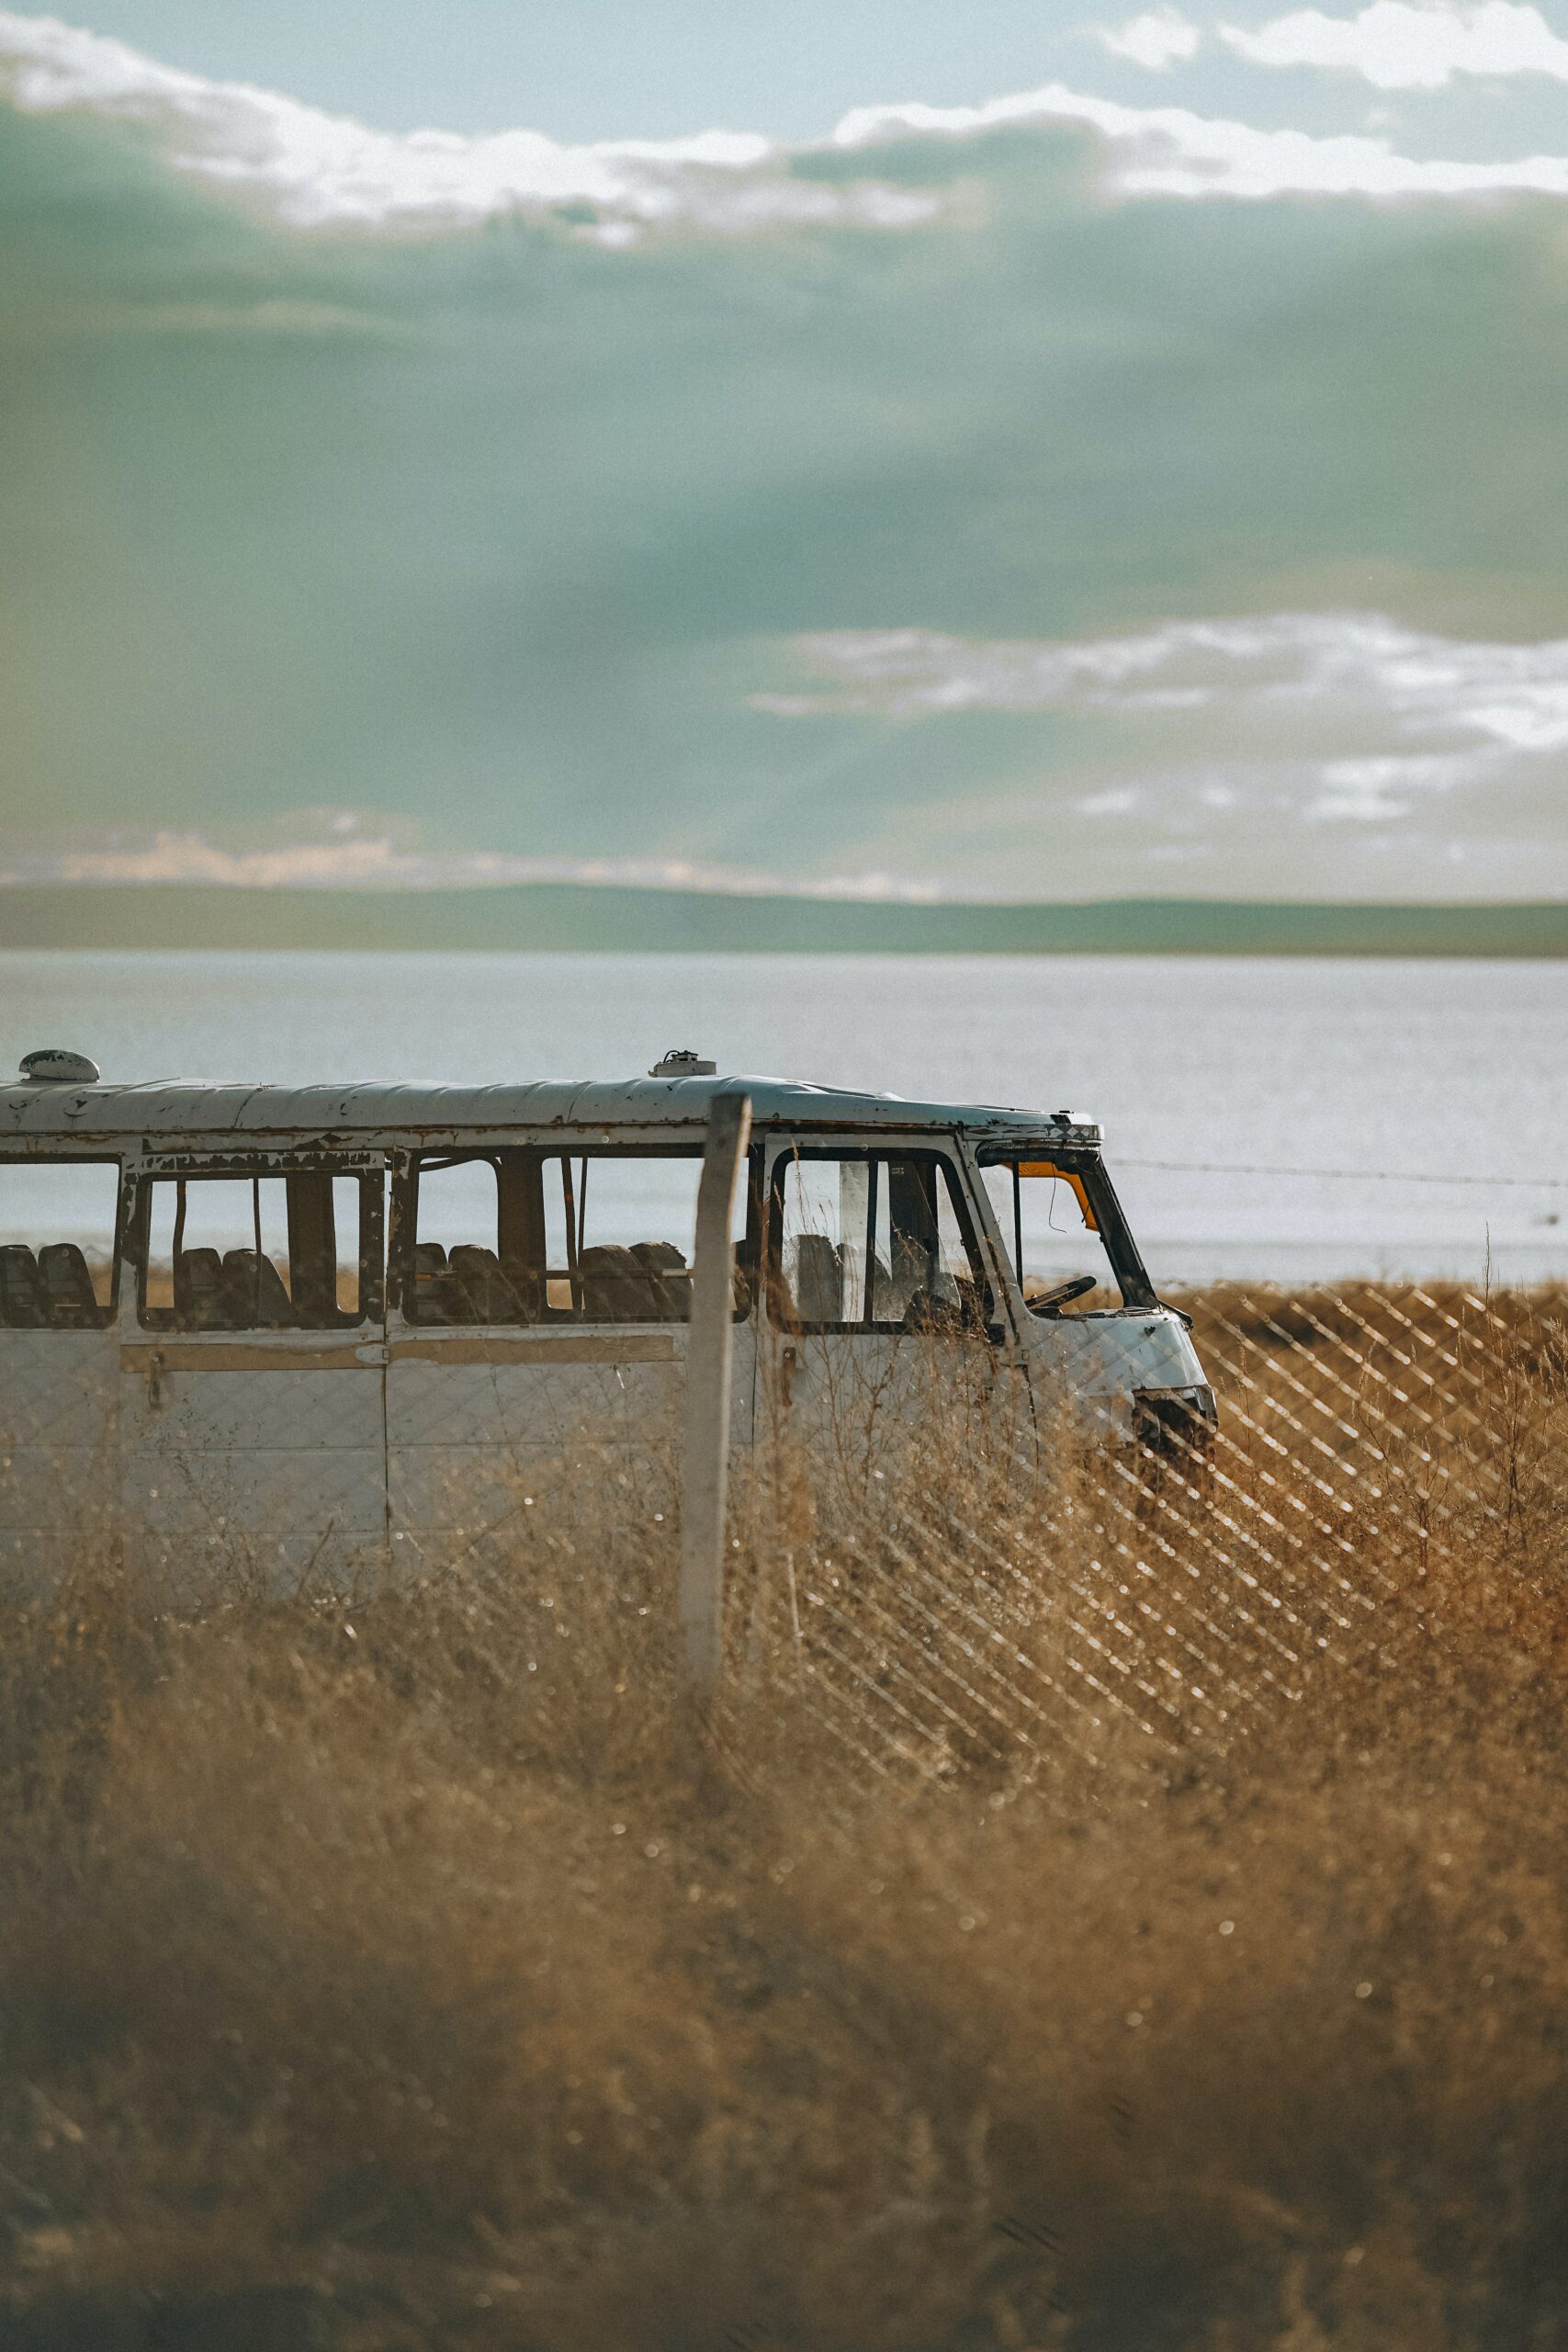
[141,1172,374,1332]
[408,1156,543,1326]
[769,1149,989,1333]
[0,1159,120,1330]
[537,1149,754,1324]
[405,1148,752,1327]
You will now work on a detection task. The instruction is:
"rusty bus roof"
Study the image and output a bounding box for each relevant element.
[0,1073,1101,1148]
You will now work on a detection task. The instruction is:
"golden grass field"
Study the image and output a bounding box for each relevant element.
[2,1284,1565,2349]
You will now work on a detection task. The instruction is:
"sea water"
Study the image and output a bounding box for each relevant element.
[2,950,1563,1287]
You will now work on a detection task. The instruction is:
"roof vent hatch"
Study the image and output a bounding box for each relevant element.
[649,1048,716,1078]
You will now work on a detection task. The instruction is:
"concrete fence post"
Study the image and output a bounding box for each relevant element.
[680,1089,752,1701]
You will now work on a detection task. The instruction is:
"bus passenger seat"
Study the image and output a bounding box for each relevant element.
[900,1285,959,1334]
[0,1245,49,1329]
[499,1257,545,1321]
[631,1241,684,1272]
[175,1248,230,1329]
[412,1241,457,1323]
[39,1243,101,1329]
[449,1245,525,1325]
[579,1242,661,1321]
[792,1234,843,1324]
[221,1250,295,1329]
[287,1239,340,1327]
[630,1240,691,1320]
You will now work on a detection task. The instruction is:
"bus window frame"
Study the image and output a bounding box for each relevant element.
[393,1142,764,1328]
[0,1152,125,1329]
[130,1158,386,1334]
[764,1141,994,1338]
[974,1147,1157,1312]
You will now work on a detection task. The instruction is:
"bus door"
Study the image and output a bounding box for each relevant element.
[759,1136,1015,1467]
[0,1155,123,1589]
[120,1159,388,1590]
[385,1143,758,1573]
[974,1152,1181,1442]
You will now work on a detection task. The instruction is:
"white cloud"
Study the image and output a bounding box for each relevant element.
[1221,2,1568,89]
[1304,752,1463,819]
[753,614,1568,751]
[8,8,1568,237]
[0,818,951,901]
[0,10,941,240]
[750,616,1568,885]
[829,78,1568,199]
[1098,11,1203,70]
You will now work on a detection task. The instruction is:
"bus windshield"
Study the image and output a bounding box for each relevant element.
[978,1153,1152,1316]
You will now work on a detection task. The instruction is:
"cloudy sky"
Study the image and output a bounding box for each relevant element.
[6,0,1568,901]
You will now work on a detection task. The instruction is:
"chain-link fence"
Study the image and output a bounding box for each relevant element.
[715,1283,1568,1792]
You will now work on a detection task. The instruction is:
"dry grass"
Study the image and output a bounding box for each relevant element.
[1,1285,1566,2348]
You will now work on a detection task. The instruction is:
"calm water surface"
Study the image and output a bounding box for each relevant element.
[2,951,1563,1285]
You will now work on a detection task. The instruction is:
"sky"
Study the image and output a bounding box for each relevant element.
[6,1,1568,903]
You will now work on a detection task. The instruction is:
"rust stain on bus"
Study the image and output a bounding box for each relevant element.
[388,1333,679,1368]
[120,1340,378,1374]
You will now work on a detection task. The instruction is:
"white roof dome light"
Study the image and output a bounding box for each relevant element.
[19,1048,100,1084]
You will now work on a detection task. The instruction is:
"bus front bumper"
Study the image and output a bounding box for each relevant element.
[1132,1383,1219,1452]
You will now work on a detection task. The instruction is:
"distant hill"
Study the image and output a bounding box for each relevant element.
[5,887,1568,956]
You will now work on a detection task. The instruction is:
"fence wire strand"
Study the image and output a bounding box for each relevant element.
[719,1280,1568,1788]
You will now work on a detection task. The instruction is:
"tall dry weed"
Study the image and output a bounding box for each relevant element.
[0,1288,1564,2348]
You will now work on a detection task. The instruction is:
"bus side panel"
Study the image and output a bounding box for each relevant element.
[0,1327,120,1592]
[384,1324,757,1575]
[118,1340,389,1593]
[384,1336,682,1573]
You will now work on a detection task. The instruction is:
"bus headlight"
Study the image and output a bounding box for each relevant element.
[1132,1384,1218,1452]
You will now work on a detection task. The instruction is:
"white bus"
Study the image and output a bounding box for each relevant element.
[0,1048,1214,1586]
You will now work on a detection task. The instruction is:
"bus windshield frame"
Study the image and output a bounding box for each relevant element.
[975,1146,1157,1313]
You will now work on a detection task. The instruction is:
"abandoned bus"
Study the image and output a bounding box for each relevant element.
[0,1049,1215,1583]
